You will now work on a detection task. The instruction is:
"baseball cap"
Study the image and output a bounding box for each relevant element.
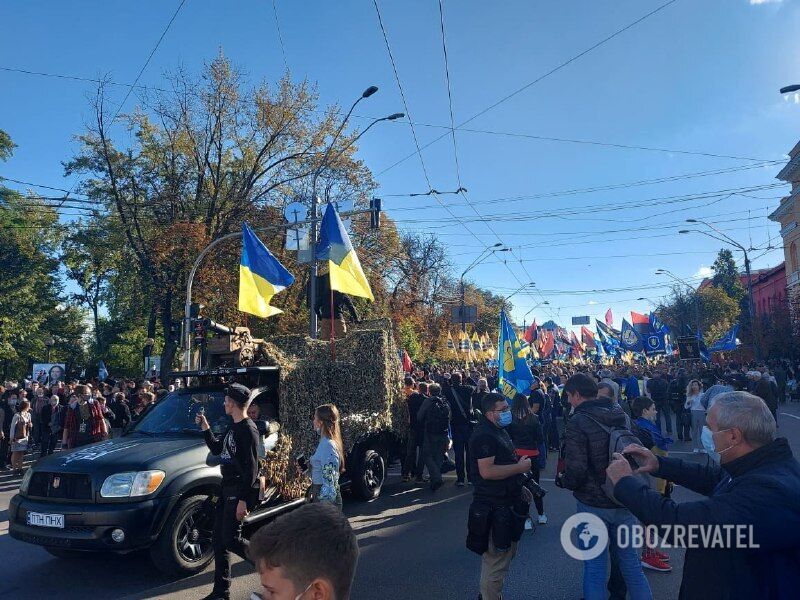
[225,383,251,405]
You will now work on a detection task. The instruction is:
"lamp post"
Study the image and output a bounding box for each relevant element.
[503,282,536,305]
[460,245,508,334]
[655,268,700,333]
[780,84,800,94]
[681,220,758,358]
[44,337,54,362]
[522,301,549,330]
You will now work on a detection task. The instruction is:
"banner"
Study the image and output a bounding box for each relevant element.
[32,363,66,386]
[498,310,534,402]
[620,319,644,352]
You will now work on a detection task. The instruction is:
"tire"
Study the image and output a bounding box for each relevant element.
[44,547,93,559]
[352,448,385,500]
[150,494,215,576]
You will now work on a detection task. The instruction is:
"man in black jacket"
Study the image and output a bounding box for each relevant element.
[608,391,800,600]
[560,373,652,600]
[447,372,475,487]
[315,272,359,341]
[197,383,260,600]
[417,383,451,492]
[647,371,672,436]
[108,392,132,438]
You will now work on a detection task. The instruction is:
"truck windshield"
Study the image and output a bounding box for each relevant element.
[132,390,232,436]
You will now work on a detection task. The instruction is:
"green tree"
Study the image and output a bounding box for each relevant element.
[396,319,421,362]
[711,249,745,302]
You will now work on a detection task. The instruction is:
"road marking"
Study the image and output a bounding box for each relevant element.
[779,412,800,420]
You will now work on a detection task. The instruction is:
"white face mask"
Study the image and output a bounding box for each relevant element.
[704,426,737,456]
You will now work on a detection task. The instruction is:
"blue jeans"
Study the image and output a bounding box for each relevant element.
[575,500,652,600]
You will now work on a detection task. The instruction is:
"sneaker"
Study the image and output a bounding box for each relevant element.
[455,480,465,487]
[692,449,699,454]
[401,475,411,483]
[652,549,670,562]
[524,518,533,530]
[641,554,672,572]
[537,514,548,525]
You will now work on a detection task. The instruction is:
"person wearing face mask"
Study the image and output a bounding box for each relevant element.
[466,392,533,600]
[309,404,345,507]
[607,391,800,600]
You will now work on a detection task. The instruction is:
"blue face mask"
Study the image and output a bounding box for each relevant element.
[497,410,513,427]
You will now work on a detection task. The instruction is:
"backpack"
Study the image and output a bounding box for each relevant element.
[583,413,649,505]
[425,396,451,435]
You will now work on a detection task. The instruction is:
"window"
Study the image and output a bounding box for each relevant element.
[791,242,798,272]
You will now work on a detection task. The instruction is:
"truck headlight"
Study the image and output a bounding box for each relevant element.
[100,470,166,498]
[20,469,34,495]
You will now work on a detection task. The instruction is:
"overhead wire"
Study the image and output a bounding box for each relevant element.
[271,0,290,72]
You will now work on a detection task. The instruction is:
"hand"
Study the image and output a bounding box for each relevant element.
[235,500,249,521]
[520,485,533,504]
[606,452,633,485]
[516,457,531,474]
[195,413,209,431]
[622,444,659,474]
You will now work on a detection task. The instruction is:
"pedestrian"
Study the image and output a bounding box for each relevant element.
[248,502,359,600]
[61,387,108,449]
[684,379,706,453]
[608,391,800,599]
[446,372,475,487]
[417,383,451,492]
[402,382,427,483]
[38,395,58,456]
[108,392,131,438]
[750,370,778,426]
[646,371,672,436]
[558,373,652,600]
[0,391,11,469]
[309,404,345,507]
[196,383,260,600]
[508,392,547,529]
[47,395,64,455]
[10,399,32,475]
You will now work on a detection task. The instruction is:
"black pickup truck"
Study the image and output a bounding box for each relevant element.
[9,367,305,575]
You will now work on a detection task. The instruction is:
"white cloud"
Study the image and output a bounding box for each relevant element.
[588,300,598,305]
[694,266,714,279]
[750,0,782,4]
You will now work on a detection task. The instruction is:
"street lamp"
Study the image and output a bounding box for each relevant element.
[44,337,54,362]
[503,282,536,304]
[655,269,700,333]
[459,244,509,333]
[780,84,800,94]
[681,219,758,357]
[522,300,549,330]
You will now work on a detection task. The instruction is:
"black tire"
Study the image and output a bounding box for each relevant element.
[150,494,215,576]
[44,547,93,559]
[352,448,385,500]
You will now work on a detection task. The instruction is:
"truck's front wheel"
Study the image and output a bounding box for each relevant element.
[151,494,215,575]
[353,448,385,500]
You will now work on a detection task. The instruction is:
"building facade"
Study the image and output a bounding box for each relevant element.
[769,140,800,292]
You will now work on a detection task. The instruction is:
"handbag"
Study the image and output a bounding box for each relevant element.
[451,388,479,429]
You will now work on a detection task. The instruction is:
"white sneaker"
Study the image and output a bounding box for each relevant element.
[538,514,548,525]
[524,518,533,530]
[692,449,700,454]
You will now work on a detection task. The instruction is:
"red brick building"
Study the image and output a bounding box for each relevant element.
[699,262,787,317]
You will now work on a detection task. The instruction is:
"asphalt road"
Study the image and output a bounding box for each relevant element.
[2,403,799,600]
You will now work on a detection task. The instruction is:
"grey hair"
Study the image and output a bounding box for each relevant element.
[713,391,775,447]
[477,378,489,393]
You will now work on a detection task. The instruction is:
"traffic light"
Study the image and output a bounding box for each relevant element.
[370,197,382,230]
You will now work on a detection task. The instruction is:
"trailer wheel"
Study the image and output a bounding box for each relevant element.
[353,448,385,500]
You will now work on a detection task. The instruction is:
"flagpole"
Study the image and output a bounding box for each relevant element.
[330,287,336,361]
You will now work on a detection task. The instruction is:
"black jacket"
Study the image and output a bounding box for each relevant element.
[563,398,628,509]
[615,438,800,600]
[314,273,359,321]
[647,376,669,405]
[204,418,260,505]
[507,414,543,452]
[754,378,777,411]
[447,385,474,431]
[108,399,132,429]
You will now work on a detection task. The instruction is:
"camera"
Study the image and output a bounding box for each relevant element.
[517,471,547,500]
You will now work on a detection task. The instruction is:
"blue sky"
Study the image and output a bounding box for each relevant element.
[2,0,798,331]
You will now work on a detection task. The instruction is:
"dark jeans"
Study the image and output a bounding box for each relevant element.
[40,429,57,456]
[655,402,673,434]
[422,433,449,487]
[528,462,544,516]
[0,435,8,466]
[402,430,424,477]
[608,540,627,600]
[212,486,252,597]
[452,426,471,483]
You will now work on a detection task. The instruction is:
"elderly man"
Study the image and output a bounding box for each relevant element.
[607,392,800,599]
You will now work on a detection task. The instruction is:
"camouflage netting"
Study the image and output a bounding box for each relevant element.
[255,319,405,499]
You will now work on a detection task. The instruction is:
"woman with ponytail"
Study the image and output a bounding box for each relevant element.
[310,403,345,507]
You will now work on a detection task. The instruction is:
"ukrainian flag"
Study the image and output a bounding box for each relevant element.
[315,203,374,300]
[239,222,295,318]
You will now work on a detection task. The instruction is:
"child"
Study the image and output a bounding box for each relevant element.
[631,396,674,573]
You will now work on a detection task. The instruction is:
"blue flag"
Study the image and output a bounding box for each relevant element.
[98,360,108,382]
[696,330,711,362]
[709,325,739,353]
[498,310,534,403]
[621,319,644,352]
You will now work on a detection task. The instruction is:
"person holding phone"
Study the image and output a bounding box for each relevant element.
[196,384,259,600]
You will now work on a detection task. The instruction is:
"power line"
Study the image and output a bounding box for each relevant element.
[0,176,91,197]
[437,0,462,189]
[377,0,681,177]
[0,66,170,92]
[110,0,189,122]
[271,0,290,72]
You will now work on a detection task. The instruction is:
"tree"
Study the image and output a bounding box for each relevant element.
[66,54,375,375]
[711,249,745,302]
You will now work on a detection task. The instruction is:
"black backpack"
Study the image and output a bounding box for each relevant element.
[583,413,650,505]
[425,396,451,434]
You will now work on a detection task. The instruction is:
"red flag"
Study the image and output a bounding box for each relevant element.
[540,330,554,358]
[581,326,596,349]
[402,350,413,373]
[605,308,613,327]
[631,311,649,326]
[524,319,538,344]
[569,331,583,357]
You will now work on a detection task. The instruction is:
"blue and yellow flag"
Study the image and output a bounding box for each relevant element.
[315,203,374,300]
[239,222,295,318]
[498,310,534,402]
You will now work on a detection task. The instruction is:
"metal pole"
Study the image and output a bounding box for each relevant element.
[743,249,758,360]
[309,194,319,338]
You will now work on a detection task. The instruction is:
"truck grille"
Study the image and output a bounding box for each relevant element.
[28,472,93,500]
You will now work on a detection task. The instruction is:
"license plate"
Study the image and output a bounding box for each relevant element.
[26,512,64,529]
